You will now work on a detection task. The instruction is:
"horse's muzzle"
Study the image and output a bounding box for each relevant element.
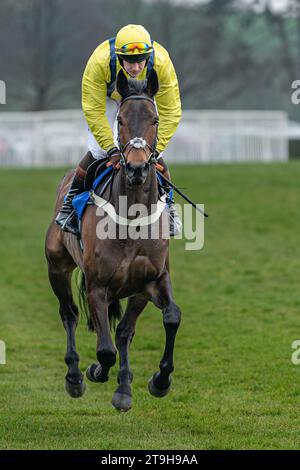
[125,161,150,186]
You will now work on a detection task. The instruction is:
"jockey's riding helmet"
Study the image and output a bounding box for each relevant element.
[115,24,153,63]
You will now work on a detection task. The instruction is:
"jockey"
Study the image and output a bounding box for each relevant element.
[55,24,182,237]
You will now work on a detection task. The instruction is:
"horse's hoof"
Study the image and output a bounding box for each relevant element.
[65,378,86,398]
[111,385,132,412]
[148,373,172,398]
[86,363,108,383]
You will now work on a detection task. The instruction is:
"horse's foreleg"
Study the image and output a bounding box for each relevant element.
[112,295,148,412]
[147,271,181,398]
[86,285,117,383]
[47,264,85,398]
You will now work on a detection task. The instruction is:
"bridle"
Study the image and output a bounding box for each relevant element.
[117,95,159,167]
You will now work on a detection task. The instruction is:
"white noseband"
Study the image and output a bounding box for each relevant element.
[129,137,147,149]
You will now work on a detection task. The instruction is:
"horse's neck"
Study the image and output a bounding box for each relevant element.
[112,167,158,212]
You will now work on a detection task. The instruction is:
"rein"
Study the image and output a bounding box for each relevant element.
[117,95,158,167]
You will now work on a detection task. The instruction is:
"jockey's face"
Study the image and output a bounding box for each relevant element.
[122,60,146,78]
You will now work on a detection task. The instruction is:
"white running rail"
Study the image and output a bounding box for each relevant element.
[0,107,294,167]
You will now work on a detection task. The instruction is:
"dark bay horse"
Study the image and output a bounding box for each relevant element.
[45,69,181,411]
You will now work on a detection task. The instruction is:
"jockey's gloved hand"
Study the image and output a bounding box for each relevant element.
[107,147,121,169]
[154,151,168,175]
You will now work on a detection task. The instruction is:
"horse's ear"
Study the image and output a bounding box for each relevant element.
[145,69,159,98]
[116,69,130,98]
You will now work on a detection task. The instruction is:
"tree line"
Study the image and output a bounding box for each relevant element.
[0,0,299,121]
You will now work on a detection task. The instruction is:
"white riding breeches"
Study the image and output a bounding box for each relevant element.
[87,101,120,159]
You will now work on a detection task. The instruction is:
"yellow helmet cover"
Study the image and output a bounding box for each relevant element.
[115,24,153,62]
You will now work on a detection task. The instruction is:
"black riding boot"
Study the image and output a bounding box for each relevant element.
[165,187,182,237]
[156,156,182,237]
[55,175,84,236]
[55,152,96,236]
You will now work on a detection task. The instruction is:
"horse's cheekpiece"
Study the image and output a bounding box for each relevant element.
[117,94,158,168]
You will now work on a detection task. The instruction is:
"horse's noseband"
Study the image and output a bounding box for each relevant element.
[130,137,147,149]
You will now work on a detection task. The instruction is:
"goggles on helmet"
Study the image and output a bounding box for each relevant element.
[115,42,152,54]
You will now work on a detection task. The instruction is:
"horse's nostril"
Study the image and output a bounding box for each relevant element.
[125,162,135,177]
[141,162,150,177]
[126,162,149,180]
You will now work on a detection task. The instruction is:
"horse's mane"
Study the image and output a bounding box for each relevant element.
[127,78,147,97]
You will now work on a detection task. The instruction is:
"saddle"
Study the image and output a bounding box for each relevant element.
[72,159,114,222]
[84,156,110,191]
[72,160,168,249]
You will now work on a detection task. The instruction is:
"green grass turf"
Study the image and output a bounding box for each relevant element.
[0,162,300,450]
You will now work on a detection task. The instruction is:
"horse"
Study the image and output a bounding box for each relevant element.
[45,69,181,412]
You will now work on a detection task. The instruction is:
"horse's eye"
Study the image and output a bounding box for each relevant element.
[153,119,159,125]
[118,118,123,126]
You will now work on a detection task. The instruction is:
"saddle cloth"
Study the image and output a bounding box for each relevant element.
[72,165,113,220]
[72,167,167,222]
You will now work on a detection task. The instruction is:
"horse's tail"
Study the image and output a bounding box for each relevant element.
[74,269,93,331]
[108,299,123,332]
[74,268,122,332]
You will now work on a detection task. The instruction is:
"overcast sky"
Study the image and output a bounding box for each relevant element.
[240,0,289,12]
[167,0,289,13]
